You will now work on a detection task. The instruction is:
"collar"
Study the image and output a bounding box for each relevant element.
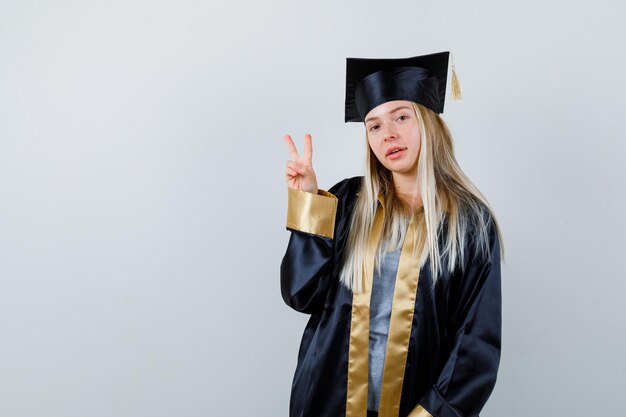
[356,191,427,214]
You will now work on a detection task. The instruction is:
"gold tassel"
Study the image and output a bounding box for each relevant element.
[450,53,462,100]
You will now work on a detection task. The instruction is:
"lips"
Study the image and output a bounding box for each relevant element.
[386,146,407,156]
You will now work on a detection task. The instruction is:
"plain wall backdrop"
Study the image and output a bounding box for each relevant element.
[1,0,624,416]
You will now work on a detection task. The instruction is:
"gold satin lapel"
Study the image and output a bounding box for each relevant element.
[408,404,433,417]
[346,200,384,417]
[377,217,421,417]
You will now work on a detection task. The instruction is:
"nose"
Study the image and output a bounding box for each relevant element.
[382,123,398,142]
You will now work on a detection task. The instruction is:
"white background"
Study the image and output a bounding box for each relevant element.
[1,1,624,416]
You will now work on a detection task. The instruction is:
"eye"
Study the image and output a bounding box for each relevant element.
[369,124,380,132]
[397,115,409,122]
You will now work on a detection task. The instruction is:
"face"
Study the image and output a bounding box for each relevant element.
[364,100,421,176]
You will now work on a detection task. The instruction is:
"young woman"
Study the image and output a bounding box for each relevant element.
[281,51,504,417]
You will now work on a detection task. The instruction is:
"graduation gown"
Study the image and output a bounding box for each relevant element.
[280,175,501,417]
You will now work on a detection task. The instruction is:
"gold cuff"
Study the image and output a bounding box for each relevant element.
[286,187,338,239]
[408,404,433,417]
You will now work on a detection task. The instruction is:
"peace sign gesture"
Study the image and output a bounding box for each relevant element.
[284,133,319,194]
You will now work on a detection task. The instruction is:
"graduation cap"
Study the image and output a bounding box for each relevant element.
[344,51,462,122]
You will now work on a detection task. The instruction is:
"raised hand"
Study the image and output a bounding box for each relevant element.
[284,133,319,194]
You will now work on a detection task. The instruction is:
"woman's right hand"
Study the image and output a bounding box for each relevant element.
[284,133,319,194]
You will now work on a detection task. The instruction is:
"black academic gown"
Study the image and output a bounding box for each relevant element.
[280,176,501,417]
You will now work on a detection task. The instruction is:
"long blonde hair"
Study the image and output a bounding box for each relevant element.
[338,102,505,293]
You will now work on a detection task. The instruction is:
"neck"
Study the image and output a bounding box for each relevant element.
[392,171,423,211]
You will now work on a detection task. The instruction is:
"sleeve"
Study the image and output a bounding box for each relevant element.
[410,223,502,417]
[279,183,341,315]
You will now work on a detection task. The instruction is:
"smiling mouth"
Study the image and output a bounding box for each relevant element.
[387,147,407,156]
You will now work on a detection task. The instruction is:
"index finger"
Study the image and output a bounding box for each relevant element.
[283,134,300,161]
[303,133,313,164]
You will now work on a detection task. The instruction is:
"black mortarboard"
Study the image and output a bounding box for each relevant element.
[344,51,460,122]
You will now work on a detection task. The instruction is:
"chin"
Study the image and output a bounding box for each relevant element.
[389,164,418,176]
[386,163,410,173]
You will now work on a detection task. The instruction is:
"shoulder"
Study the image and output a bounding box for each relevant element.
[328,175,363,199]
[457,200,500,265]
[326,176,362,240]
[328,175,362,193]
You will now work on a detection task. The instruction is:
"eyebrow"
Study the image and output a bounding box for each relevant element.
[364,106,412,124]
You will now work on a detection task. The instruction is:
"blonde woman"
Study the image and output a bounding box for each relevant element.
[281,51,504,417]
